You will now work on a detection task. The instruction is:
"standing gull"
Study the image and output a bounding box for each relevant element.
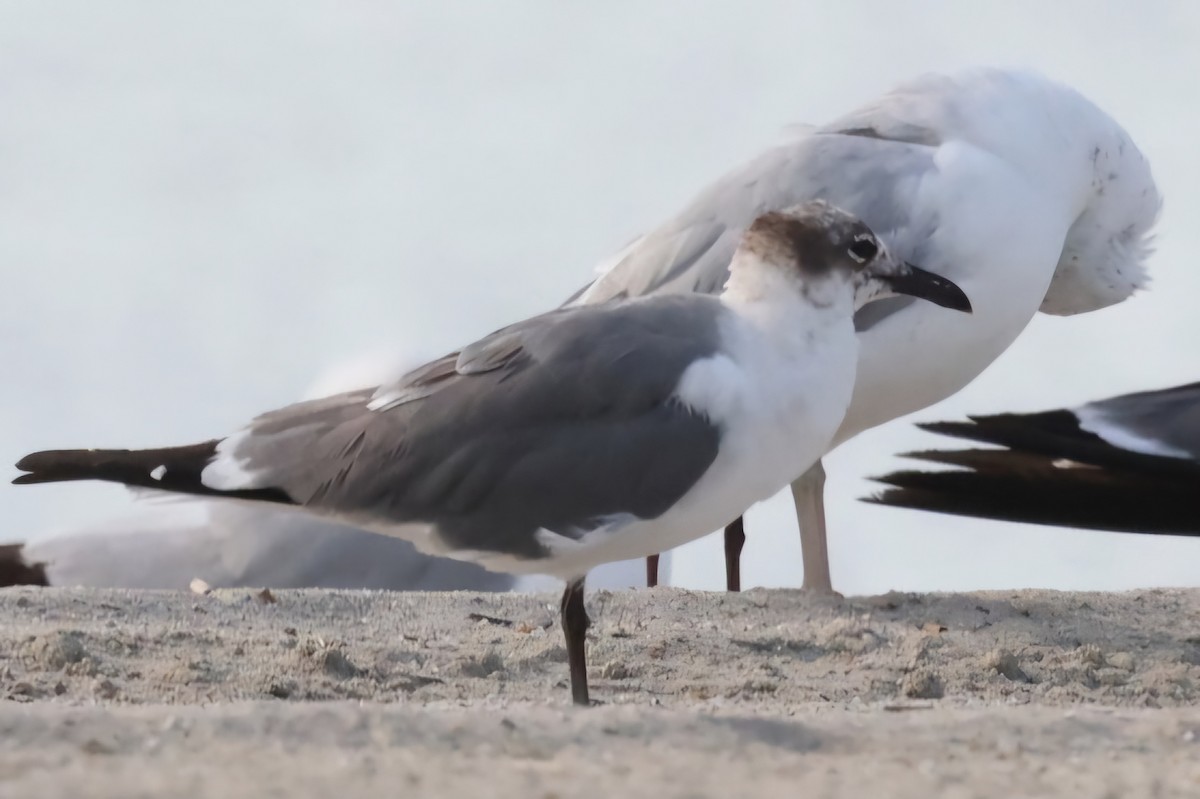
[570,67,1161,592]
[869,381,1200,535]
[13,202,970,704]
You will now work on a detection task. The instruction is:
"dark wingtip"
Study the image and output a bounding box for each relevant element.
[861,488,916,506]
[915,419,978,435]
[14,450,39,472]
[14,448,70,472]
[13,450,44,484]
[14,442,294,505]
[888,448,1019,471]
[891,449,967,463]
[12,449,94,485]
[859,485,940,510]
[866,467,938,489]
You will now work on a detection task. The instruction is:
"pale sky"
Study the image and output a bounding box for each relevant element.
[4,1,1199,594]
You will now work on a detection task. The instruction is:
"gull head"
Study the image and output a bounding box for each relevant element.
[827,68,1161,316]
[729,201,972,315]
[950,69,1162,316]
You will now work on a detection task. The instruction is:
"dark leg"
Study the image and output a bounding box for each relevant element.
[724,516,746,592]
[560,576,591,706]
[645,554,659,588]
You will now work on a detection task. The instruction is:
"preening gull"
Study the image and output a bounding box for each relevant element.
[869,381,1200,535]
[14,202,971,704]
[570,67,1161,592]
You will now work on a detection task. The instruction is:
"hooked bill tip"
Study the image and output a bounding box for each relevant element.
[889,263,972,313]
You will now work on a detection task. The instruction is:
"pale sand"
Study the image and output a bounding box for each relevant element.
[2,586,1199,797]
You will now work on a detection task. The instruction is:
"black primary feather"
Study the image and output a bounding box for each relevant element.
[867,399,1200,535]
[14,442,294,505]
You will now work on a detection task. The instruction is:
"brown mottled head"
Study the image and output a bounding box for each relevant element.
[740,200,883,280]
[734,201,972,314]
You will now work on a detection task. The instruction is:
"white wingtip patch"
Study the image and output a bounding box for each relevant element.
[150,465,167,481]
[199,430,263,491]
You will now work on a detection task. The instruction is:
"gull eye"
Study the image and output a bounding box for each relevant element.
[847,236,878,263]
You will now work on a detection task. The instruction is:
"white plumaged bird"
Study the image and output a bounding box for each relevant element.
[571,67,1162,593]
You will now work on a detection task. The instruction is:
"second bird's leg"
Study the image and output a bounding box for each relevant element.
[723,517,746,591]
[560,576,591,706]
[648,518,748,591]
[792,460,836,593]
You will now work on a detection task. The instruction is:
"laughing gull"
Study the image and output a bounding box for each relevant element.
[570,67,1161,593]
[14,202,970,704]
[869,380,1200,535]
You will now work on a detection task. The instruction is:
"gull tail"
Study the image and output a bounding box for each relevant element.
[0,544,49,587]
[13,443,291,504]
[865,412,1200,536]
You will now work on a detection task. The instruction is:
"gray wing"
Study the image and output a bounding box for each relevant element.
[1078,381,1200,462]
[217,296,724,560]
[571,116,942,334]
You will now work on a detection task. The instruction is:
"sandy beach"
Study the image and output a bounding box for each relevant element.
[2,585,1199,797]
